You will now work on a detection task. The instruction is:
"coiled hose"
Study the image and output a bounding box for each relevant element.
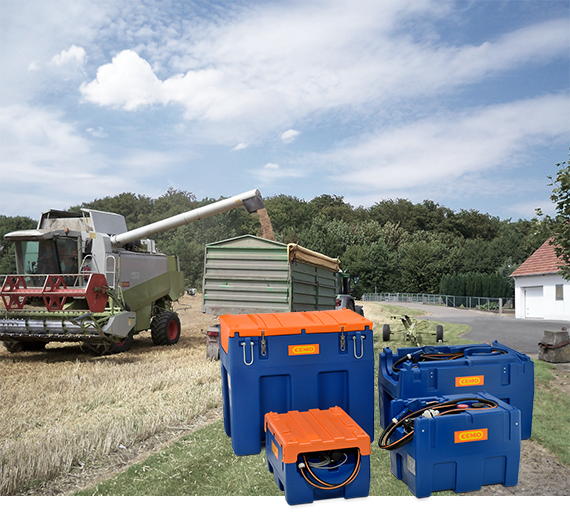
[298,449,362,490]
[378,397,498,451]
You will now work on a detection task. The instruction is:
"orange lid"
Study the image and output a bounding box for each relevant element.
[219,309,372,354]
[264,407,371,464]
[220,309,371,338]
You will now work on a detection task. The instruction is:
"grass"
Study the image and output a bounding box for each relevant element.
[531,360,570,466]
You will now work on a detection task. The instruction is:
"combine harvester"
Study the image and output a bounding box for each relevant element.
[0,189,265,355]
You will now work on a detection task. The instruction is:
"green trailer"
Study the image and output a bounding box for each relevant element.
[202,235,339,316]
[202,235,341,359]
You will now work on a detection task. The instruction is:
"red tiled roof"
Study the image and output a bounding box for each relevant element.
[510,238,564,277]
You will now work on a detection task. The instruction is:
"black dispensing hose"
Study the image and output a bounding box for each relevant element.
[391,347,507,373]
[378,397,498,451]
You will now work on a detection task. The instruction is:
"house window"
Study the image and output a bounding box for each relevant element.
[555,284,564,301]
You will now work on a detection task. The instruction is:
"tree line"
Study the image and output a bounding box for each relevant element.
[1,188,552,298]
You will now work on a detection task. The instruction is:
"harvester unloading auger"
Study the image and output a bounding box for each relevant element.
[0,189,266,355]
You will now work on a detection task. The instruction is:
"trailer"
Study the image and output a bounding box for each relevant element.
[201,235,340,358]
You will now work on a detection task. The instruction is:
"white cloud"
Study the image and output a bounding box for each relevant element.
[321,93,569,192]
[281,129,300,143]
[247,162,307,186]
[86,126,108,138]
[232,143,248,151]
[78,5,569,147]
[80,50,162,110]
[50,45,87,67]
[0,105,158,216]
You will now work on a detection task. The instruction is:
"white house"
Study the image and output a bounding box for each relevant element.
[510,239,570,321]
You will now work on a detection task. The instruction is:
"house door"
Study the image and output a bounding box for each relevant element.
[524,286,544,319]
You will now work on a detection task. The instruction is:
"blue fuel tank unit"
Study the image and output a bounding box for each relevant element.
[380,392,521,498]
[378,342,534,439]
[219,309,375,456]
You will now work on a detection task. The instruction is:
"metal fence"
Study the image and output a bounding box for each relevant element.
[362,292,514,313]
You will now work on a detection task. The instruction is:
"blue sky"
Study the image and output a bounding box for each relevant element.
[1,0,568,222]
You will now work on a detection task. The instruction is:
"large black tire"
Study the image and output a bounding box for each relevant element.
[3,339,47,352]
[151,311,181,346]
[383,324,391,342]
[436,325,444,343]
[109,330,134,354]
[355,305,364,316]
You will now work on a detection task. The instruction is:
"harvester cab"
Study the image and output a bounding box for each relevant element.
[0,189,265,355]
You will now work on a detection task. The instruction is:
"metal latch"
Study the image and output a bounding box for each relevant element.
[340,327,346,352]
[261,330,267,357]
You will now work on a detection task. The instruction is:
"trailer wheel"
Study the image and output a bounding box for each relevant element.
[436,325,444,343]
[382,324,391,342]
[151,311,181,346]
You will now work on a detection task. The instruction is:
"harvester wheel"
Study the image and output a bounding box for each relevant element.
[151,311,181,346]
[3,340,24,353]
[109,330,134,354]
[2,339,47,352]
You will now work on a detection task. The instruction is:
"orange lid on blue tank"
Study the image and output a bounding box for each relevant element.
[265,407,371,464]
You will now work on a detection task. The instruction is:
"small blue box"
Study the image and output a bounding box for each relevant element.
[386,392,521,498]
[265,408,371,506]
[378,342,534,439]
[219,310,374,456]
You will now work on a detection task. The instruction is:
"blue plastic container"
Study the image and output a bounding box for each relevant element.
[219,310,374,456]
[386,392,521,498]
[378,342,534,439]
[265,407,371,505]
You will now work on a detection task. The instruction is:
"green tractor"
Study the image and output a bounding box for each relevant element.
[335,270,364,316]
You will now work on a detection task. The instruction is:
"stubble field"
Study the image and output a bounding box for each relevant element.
[0,294,224,495]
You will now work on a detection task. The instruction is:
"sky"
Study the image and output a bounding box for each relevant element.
[0,0,569,223]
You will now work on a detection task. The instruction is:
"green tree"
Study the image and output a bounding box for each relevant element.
[0,215,37,273]
[398,233,458,294]
[73,192,154,228]
[547,156,570,279]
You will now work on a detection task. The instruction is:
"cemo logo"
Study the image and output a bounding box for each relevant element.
[454,428,488,443]
[288,344,320,356]
[455,375,484,387]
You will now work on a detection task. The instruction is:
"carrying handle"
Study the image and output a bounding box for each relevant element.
[240,339,254,366]
[353,334,364,359]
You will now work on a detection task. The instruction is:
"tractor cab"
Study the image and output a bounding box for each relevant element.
[335,270,364,316]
